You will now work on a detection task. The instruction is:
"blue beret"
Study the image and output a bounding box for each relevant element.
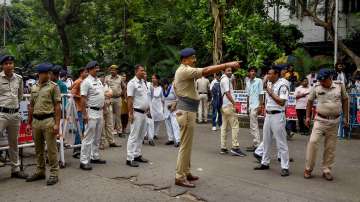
[36,63,53,73]
[0,55,15,64]
[317,68,333,80]
[86,60,99,69]
[180,48,196,59]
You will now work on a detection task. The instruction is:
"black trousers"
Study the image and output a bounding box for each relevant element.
[296,109,309,132]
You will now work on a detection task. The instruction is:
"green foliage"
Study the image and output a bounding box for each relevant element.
[1,0,303,79]
[292,48,333,77]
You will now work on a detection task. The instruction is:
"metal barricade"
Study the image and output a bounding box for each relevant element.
[348,93,360,138]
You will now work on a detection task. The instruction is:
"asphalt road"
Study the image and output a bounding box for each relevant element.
[0,123,359,202]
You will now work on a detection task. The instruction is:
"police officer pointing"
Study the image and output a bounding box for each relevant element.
[173,48,241,188]
[0,55,28,179]
[304,68,349,181]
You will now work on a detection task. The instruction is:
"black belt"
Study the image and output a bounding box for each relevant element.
[89,107,101,111]
[112,96,121,98]
[0,107,19,114]
[317,113,340,120]
[266,110,283,114]
[199,92,207,94]
[133,108,145,114]
[33,113,54,120]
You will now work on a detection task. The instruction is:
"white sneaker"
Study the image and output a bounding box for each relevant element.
[212,127,217,131]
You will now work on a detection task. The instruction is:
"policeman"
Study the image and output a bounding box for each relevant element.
[79,61,106,170]
[105,65,125,136]
[26,63,61,185]
[126,64,150,167]
[254,66,290,177]
[304,68,349,181]
[0,55,28,179]
[195,76,210,123]
[173,48,240,188]
[99,76,120,149]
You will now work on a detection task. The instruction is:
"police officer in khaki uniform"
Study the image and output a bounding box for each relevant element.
[99,76,120,149]
[174,48,241,188]
[105,65,125,136]
[26,63,61,185]
[195,76,210,123]
[304,68,349,181]
[0,55,28,179]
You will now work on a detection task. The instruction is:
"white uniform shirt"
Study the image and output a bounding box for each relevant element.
[265,78,289,111]
[127,76,149,111]
[294,85,310,109]
[81,74,105,118]
[220,74,234,108]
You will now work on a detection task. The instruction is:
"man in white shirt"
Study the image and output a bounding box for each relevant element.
[79,61,106,170]
[254,66,290,177]
[245,67,263,151]
[126,64,150,167]
[294,78,310,135]
[220,67,246,157]
[196,76,210,123]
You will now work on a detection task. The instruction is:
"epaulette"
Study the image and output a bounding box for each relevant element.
[14,73,22,79]
[50,81,58,86]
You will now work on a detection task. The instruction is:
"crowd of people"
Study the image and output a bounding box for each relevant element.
[0,48,354,188]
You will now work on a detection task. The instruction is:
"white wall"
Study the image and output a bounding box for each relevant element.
[267,0,355,43]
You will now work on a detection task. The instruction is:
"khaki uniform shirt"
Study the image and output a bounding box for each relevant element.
[308,81,348,116]
[0,71,23,109]
[174,64,203,100]
[195,77,210,94]
[105,74,124,98]
[30,81,61,115]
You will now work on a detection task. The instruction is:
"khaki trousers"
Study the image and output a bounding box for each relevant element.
[305,117,339,173]
[112,98,122,131]
[101,107,115,146]
[197,94,208,122]
[175,110,196,180]
[249,108,260,146]
[0,112,21,172]
[220,105,240,149]
[32,118,59,176]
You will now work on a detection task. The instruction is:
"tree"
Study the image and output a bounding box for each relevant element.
[210,0,224,65]
[42,0,86,66]
[296,0,360,70]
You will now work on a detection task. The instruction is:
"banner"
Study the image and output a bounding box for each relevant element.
[234,90,247,114]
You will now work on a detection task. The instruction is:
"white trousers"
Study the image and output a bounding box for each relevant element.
[80,117,103,164]
[261,113,289,169]
[145,117,154,140]
[164,112,180,143]
[197,94,208,122]
[154,121,161,137]
[127,112,148,160]
[249,108,260,146]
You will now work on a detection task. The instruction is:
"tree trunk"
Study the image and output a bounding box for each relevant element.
[56,25,71,66]
[297,0,360,70]
[210,0,224,65]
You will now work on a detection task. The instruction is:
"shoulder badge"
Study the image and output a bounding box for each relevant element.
[14,73,23,79]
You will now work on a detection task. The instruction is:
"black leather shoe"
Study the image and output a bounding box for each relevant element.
[80,163,92,170]
[254,164,270,170]
[281,169,290,177]
[46,176,59,186]
[11,171,28,179]
[174,142,180,147]
[165,141,174,145]
[277,157,294,162]
[149,140,155,146]
[26,173,46,182]
[109,143,121,147]
[134,156,149,163]
[154,136,158,140]
[126,160,139,167]
[253,153,262,163]
[90,159,106,164]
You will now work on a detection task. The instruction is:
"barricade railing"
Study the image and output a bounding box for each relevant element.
[0,94,81,169]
